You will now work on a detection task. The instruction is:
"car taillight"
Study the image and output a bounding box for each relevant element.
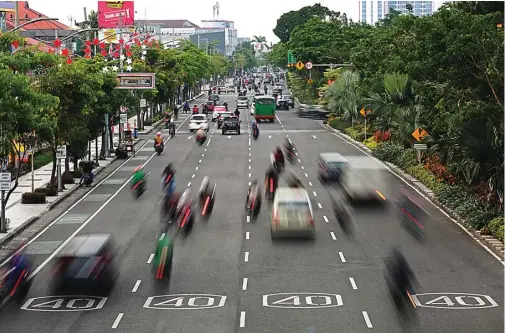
[319,162,326,171]
[308,215,315,226]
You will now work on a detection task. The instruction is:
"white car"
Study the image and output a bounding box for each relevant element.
[236,96,249,108]
[250,103,255,115]
[271,188,315,239]
[188,114,208,132]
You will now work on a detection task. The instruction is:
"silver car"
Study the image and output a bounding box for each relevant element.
[271,188,315,239]
[236,96,249,108]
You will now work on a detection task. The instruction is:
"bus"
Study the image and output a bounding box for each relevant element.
[254,96,276,122]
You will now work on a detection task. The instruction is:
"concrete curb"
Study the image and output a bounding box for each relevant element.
[321,123,504,259]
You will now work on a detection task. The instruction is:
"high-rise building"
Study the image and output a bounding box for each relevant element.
[359,1,442,25]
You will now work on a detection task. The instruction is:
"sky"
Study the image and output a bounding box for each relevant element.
[25,0,361,43]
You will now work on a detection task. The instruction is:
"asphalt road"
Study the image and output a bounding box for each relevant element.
[0,80,502,333]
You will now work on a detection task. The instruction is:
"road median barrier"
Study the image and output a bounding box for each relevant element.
[321,123,504,260]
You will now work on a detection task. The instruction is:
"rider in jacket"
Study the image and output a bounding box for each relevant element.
[153,131,164,149]
[274,146,284,170]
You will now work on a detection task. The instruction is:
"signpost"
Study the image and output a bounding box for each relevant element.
[359,107,373,140]
[56,145,66,191]
[120,113,128,124]
[414,143,427,150]
[0,172,11,232]
[305,62,313,70]
[412,128,429,164]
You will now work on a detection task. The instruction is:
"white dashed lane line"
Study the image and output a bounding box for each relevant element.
[349,277,358,290]
[111,313,124,329]
[323,216,329,223]
[308,182,312,186]
[301,166,305,170]
[244,252,249,262]
[187,136,191,140]
[187,182,191,187]
[245,232,250,240]
[132,280,141,292]
[362,311,373,328]
[192,174,195,178]
[147,253,154,264]
[312,191,317,197]
[304,173,308,178]
[317,203,322,209]
[242,277,248,291]
[246,215,250,222]
[330,232,337,241]
[339,252,346,263]
[195,166,199,171]
[239,311,246,327]
[297,159,301,163]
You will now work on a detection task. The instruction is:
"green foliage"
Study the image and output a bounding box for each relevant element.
[33,151,53,170]
[372,142,404,164]
[363,136,378,150]
[487,217,504,242]
[405,165,447,194]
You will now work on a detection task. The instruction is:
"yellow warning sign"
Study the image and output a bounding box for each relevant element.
[360,108,372,117]
[295,61,304,70]
[412,128,428,141]
[307,79,313,84]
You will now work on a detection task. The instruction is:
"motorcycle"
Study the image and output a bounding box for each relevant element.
[155,143,164,155]
[176,203,194,236]
[264,175,277,202]
[196,133,206,146]
[252,127,259,140]
[164,118,170,129]
[199,182,216,219]
[270,153,284,174]
[81,172,94,186]
[286,148,296,164]
[246,187,261,220]
[183,105,190,113]
[153,232,173,281]
[132,173,148,199]
[169,123,176,136]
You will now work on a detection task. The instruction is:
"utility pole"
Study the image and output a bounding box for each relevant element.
[14,1,18,27]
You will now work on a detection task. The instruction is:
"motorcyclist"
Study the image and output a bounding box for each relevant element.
[246,179,260,209]
[196,125,206,142]
[251,119,259,138]
[183,101,190,112]
[192,105,199,114]
[264,165,278,195]
[199,176,210,202]
[153,131,164,149]
[234,108,240,118]
[161,163,175,191]
[274,146,285,170]
[175,188,193,222]
[223,101,228,110]
[2,250,30,290]
[132,165,145,189]
[387,248,417,297]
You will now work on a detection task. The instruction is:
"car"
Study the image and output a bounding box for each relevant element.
[222,116,241,135]
[271,188,315,239]
[340,156,390,203]
[254,92,264,97]
[189,114,209,132]
[283,94,294,108]
[209,94,220,102]
[276,96,290,110]
[203,101,215,113]
[236,96,250,108]
[212,106,228,121]
[217,112,233,128]
[223,86,236,93]
[51,234,117,294]
[250,103,255,115]
[317,152,347,183]
[298,105,330,119]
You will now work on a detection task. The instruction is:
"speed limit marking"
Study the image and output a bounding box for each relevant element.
[305,62,313,70]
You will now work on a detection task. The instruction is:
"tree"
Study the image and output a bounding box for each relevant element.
[273,4,339,42]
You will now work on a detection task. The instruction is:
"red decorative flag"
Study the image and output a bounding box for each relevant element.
[115,44,121,50]
[113,51,119,58]
[84,46,91,54]
[118,38,124,44]
[61,48,70,56]
[124,43,131,50]
[53,38,62,48]
[11,40,19,49]
[93,38,99,45]
[85,40,92,47]
[146,34,150,39]
[99,42,106,49]
[101,49,107,56]
[66,57,72,64]
[126,50,132,57]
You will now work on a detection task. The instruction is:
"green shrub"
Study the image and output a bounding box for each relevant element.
[373,142,404,165]
[21,192,46,204]
[487,217,504,242]
[328,118,350,132]
[45,184,58,196]
[33,151,53,170]
[396,149,418,169]
[406,165,447,194]
[345,127,365,141]
[363,136,378,150]
[34,187,46,194]
[62,171,75,184]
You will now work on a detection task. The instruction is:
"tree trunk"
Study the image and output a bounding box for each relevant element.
[65,155,70,172]
[108,121,113,152]
[95,136,99,166]
[50,148,57,184]
[100,131,105,159]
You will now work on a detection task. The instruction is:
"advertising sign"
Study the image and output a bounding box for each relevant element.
[116,73,156,90]
[98,27,135,43]
[97,1,135,29]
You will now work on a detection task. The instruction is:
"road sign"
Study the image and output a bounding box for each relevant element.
[412,128,428,141]
[295,61,304,70]
[318,91,324,97]
[360,108,372,117]
[140,99,146,108]
[287,51,295,64]
[116,73,156,90]
[56,145,67,159]
[307,79,313,84]
[305,62,313,69]
[414,143,427,150]
[120,113,128,124]
[143,294,227,310]
[0,172,11,191]
[263,293,343,309]
[411,293,499,309]
[21,296,107,312]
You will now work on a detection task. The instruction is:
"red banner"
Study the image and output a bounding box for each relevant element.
[97,1,135,29]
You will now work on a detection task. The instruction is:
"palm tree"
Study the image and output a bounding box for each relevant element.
[326,70,361,125]
[252,35,270,51]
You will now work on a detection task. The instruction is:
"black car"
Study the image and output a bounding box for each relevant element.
[283,95,294,108]
[217,112,233,129]
[276,97,289,110]
[298,106,330,120]
[209,94,220,102]
[222,116,241,135]
[318,152,347,183]
[52,234,117,294]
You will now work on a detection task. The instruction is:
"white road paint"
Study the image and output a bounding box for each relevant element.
[330,232,337,241]
[249,159,251,163]
[248,138,251,145]
[317,203,322,209]
[301,166,305,170]
[245,232,250,240]
[187,136,191,140]
[313,191,317,197]
[249,147,251,151]
[199,160,202,163]
[195,166,199,171]
[248,173,251,178]
[187,182,191,187]
[192,174,195,179]
[362,311,373,328]
[323,216,329,223]
[268,135,272,138]
[349,277,358,290]
[132,280,141,292]
[249,152,251,156]
[112,313,124,329]
[147,253,154,264]
[228,136,232,139]
[312,135,317,139]
[305,173,308,178]
[297,159,301,163]
[239,311,246,327]
[246,215,250,223]
[202,153,205,157]
[242,278,248,291]
[308,182,312,186]
[339,252,346,263]
[206,138,211,146]
[248,181,251,186]
[244,252,249,262]
[248,165,251,170]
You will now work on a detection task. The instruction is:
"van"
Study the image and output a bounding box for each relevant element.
[340,156,389,203]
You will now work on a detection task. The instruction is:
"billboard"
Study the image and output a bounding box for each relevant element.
[98,1,134,29]
[116,73,156,90]
[98,27,135,43]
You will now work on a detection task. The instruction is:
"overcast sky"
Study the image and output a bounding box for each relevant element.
[26,0,360,43]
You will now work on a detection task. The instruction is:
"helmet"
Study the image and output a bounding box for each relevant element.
[156,131,161,136]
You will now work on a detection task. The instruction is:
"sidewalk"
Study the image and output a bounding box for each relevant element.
[0,87,213,245]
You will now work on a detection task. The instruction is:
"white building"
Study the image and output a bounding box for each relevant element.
[199,20,238,56]
[135,19,200,45]
[358,1,444,25]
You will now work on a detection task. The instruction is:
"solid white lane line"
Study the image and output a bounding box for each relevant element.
[323,216,329,223]
[305,173,308,177]
[239,311,246,327]
[330,232,337,240]
[246,215,250,223]
[147,253,154,264]
[242,278,248,291]
[245,232,250,240]
[339,252,346,263]
[362,311,373,328]
[313,191,317,197]
[349,277,358,290]
[318,203,322,209]
[132,280,141,292]
[244,252,249,262]
[112,313,124,329]
[308,182,312,186]
[192,174,195,178]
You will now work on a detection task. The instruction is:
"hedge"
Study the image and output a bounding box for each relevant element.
[21,192,46,204]
[33,151,53,170]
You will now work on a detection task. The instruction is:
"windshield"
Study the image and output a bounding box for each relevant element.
[277,202,311,217]
[238,97,248,100]
[191,116,205,121]
[220,113,232,118]
[256,98,275,105]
